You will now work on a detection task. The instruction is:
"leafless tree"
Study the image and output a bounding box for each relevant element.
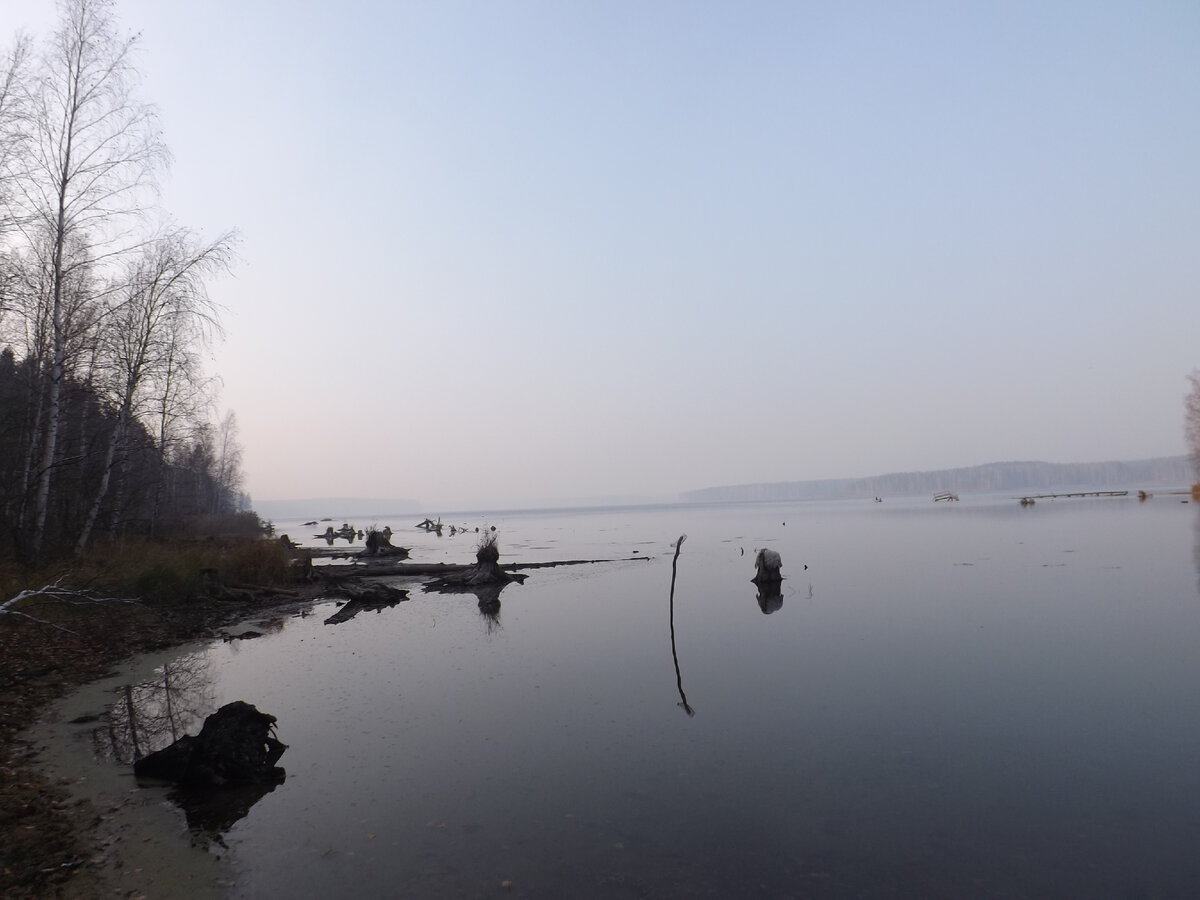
[0,33,31,232]
[9,0,166,556]
[76,228,233,552]
[213,409,244,513]
[1186,370,1200,482]
[0,34,32,327]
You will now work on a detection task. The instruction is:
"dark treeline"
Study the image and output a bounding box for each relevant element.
[0,345,247,561]
[0,0,246,562]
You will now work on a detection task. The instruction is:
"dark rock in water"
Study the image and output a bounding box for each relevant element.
[134,701,287,786]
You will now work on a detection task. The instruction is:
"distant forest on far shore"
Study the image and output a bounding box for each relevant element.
[681,457,1194,504]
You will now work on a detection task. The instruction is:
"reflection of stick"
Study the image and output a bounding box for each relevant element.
[669,535,694,717]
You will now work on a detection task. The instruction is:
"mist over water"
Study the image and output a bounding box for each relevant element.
[96,496,1200,897]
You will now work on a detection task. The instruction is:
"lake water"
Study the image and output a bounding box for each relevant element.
[86,494,1200,897]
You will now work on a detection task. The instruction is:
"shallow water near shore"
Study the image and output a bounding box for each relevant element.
[43,495,1200,897]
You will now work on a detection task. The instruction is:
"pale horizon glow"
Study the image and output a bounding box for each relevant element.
[5,1,1199,509]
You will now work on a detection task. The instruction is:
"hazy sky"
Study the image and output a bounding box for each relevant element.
[5,1,1199,510]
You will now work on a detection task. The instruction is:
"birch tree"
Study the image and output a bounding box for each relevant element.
[213,409,243,514]
[0,34,31,324]
[0,33,30,237]
[76,229,233,552]
[11,0,166,556]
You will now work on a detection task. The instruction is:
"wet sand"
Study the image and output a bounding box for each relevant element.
[24,643,231,899]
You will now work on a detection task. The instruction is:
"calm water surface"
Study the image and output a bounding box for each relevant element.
[98,496,1200,898]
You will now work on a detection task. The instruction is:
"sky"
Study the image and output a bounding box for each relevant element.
[4,0,1199,510]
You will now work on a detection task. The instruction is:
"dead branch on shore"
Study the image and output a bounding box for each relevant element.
[1,580,141,633]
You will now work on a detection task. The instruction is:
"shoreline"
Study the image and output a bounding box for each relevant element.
[24,643,232,899]
[0,591,319,898]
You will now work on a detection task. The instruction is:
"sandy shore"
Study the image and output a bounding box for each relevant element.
[23,641,233,899]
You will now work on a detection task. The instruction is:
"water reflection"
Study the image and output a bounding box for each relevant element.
[668,534,694,717]
[315,523,363,544]
[475,584,504,634]
[170,782,281,849]
[423,580,517,634]
[91,653,215,766]
[89,655,287,847]
[1194,504,1200,598]
[755,582,784,614]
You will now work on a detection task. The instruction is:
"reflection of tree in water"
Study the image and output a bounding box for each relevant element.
[422,580,513,635]
[91,652,215,766]
[93,655,286,846]
[1194,505,1200,600]
[668,535,694,717]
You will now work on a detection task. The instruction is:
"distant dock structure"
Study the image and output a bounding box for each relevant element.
[1017,490,1129,506]
[932,491,959,502]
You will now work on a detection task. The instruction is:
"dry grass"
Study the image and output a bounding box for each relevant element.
[476,530,500,564]
[1,536,296,605]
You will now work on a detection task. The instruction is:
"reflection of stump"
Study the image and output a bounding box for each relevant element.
[752,548,783,583]
[172,781,280,847]
[756,584,784,614]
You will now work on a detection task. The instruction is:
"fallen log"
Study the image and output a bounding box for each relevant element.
[313,555,650,579]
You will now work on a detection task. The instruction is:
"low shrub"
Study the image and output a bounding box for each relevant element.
[70,536,296,602]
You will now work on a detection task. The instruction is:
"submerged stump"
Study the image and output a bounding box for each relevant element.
[134,701,287,786]
[357,528,411,559]
[426,534,526,591]
[752,548,783,584]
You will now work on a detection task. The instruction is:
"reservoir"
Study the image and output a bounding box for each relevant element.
[65,494,1200,897]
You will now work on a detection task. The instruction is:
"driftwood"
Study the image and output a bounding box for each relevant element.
[312,555,649,579]
[320,580,410,625]
[134,701,286,786]
[200,568,303,602]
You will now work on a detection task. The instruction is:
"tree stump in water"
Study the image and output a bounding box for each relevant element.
[426,535,525,590]
[134,701,287,785]
[358,528,410,558]
[752,548,783,583]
